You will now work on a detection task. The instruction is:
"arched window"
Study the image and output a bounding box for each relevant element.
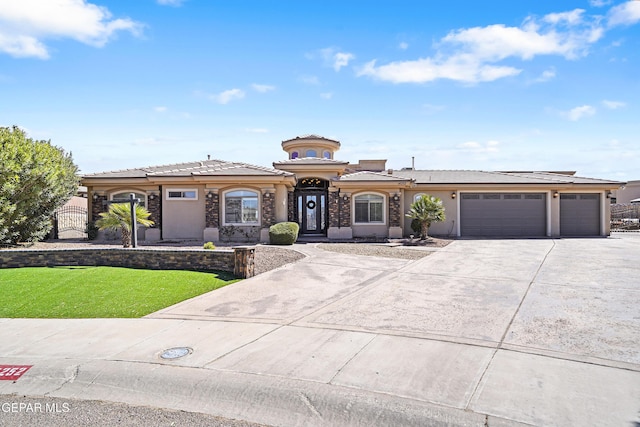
[112,192,146,208]
[323,151,331,159]
[305,149,317,157]
[291,151,299,159]
[354,193,384,223]
[224,190,259,224]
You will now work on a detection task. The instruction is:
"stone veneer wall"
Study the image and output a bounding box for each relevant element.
[147,194,162,228]
[328,192,352,228]
[205,192,219,228]
[262,192,276,228]
[287,191,295,222]
[91,194,107,222]
[389,195,401,227]
[339,194,351,227]
[0,249,240,275]
[328,192,340,227]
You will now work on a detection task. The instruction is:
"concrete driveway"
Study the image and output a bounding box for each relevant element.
[1,234,639,426]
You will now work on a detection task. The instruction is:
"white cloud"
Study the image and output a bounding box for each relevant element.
[607,1,640,27]
[210,88,245,104]
[589,0,611,7]
[399,42,409,50]
[251,84,275,93]
[359,8,607,84]
[299,75,320,85]
[357,57,521,84]
[320,92,333,100]
[157,0,186,6]
[319,47,354,71]
[533,67,556,83]
[564,105,596,121]
[154,106,167,113]
[0,0,143,59]
[602,100,626,109]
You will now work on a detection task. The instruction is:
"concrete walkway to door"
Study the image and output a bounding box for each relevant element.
[1,234,639,426]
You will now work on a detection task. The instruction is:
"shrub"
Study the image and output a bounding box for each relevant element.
[203,242,216,250]
[269,222,299,245]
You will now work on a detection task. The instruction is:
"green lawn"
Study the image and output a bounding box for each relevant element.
[0,267,240,318]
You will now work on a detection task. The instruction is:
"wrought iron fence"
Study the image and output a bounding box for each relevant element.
[53,205,88,239]
[611,204,640,231]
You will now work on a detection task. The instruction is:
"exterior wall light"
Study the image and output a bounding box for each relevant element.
[206,192,213,198]
[606,192,612,199]
[393,195,399,201]
[553,191,559,198]
[92,193,98,200]
[451,192,457,199]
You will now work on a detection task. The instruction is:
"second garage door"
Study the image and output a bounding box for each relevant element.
[560,193,601,236]
[461,193,547,237]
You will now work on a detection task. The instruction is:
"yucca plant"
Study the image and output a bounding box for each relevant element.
[406,195,445,240]
[95,203,154,248]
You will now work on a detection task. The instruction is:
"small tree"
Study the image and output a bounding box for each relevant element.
[95,203,154,248]
[0,126,79,245]
[406,195,445,240]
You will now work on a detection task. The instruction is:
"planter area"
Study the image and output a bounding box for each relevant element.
[0,247,256,278]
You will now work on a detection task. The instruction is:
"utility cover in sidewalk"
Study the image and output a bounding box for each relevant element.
[160,347,192,360]
[0,365,32,381]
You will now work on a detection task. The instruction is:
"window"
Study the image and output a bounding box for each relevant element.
[291,151,299,159]
[323,151,331,159]
[305,149,317,157]
[224,190,259,224]
[167,189,198,200]
[112,192,146,208]
[354,194,384,223]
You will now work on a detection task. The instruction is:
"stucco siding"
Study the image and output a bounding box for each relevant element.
[162,186,206,239]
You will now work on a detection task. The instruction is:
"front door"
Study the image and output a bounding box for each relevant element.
[297,191,327,235]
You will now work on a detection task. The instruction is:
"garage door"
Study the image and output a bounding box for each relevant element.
[560,193,600,236]
[460,193,546,237]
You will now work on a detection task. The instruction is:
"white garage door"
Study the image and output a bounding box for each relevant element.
[560,193,600,236]
[460,193,547,237]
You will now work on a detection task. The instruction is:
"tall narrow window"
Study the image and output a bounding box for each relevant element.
[224,190,259,224]
[354,194,384,223]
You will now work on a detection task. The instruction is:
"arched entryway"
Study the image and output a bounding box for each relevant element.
[295,177,328,235]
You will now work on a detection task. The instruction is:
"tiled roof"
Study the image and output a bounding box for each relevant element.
[83,159,293,179]
[337,171,412,182]
[273,157,349,166]
[282,134,340,144]
[391,170,623,185]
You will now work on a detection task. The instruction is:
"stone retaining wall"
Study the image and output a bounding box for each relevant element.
[0,248,250,277]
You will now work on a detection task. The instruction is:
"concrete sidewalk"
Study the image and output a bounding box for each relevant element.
[1,235,640,426]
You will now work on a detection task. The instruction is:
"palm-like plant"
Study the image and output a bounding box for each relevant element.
[95,203,154,248]
[405,195,445,240]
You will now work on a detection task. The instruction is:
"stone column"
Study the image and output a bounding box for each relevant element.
[145,192,162,242]
[287,191,296,223]
[233,246,255,278]
[388,192,403,238]
[260,189,276,242]
[327,190,353,239]
[91,193,107,222]
[203,189,220,242]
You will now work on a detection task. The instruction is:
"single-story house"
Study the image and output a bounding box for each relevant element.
[81,135,624,242]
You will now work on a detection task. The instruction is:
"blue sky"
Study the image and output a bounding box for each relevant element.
[1,0,639,180]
